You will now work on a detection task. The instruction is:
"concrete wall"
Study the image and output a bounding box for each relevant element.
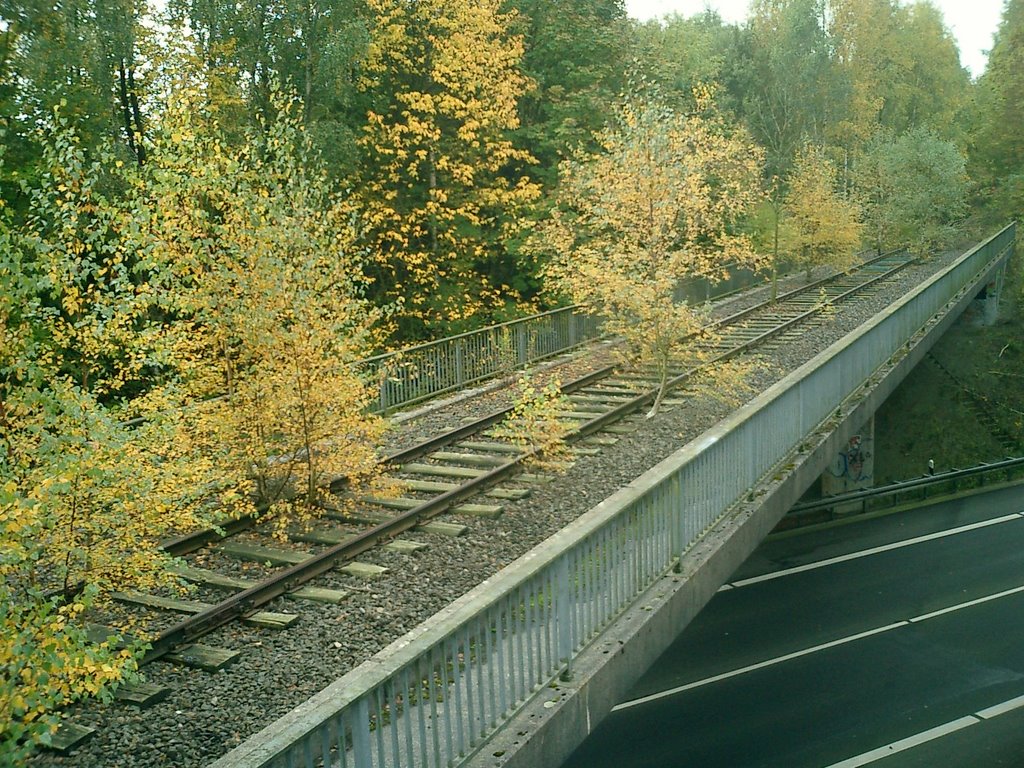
[822,416,876,496]
[466,244,1013,768]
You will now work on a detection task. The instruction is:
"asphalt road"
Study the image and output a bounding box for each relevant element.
[561,485,1024,768]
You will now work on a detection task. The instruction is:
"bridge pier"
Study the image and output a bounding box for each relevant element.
[822,416,875,496]
[964,262,1006,326]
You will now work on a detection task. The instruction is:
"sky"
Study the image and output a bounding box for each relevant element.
[623,0,1004,77]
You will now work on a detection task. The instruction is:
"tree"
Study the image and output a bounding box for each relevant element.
[535,88,764,416]
[746,176,798,300]
[145,84,390,531]
[851,134,898,255]
[970,0,1024,223]
[739,0,834,179]
[1,83,393,756]
[491,375,573,471]
[357,0,541,341]
[0,0,150,199]
[509,0,629,187]
[166,0,372,180]
[630,10,740,112]
[828,0,969,150]
[10,117,218,593]
[856,128,968,255]
[827,0,897,157]
[783,144,863,279]
[883,2,970,141]
[0,122,214,760]
[499,0,630,302]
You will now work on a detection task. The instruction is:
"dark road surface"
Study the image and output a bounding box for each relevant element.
[562,485,1024,768]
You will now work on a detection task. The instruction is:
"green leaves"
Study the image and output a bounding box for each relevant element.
[856,128,968,255]
[536,87,763,415]
[971,0,1024,222]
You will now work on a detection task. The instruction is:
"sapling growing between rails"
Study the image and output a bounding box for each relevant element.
[532,85,765,417]
[492,375,574,472]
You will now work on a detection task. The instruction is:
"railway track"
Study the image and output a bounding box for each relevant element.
[56,249,915,749]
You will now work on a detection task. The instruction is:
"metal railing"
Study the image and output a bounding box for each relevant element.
[790,456,1024,519]
[210,224,1015,768]
[359,263,776,413]
[359,306,603,412]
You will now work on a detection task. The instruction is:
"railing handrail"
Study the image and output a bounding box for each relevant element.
[356,253,866,412]
[359,304,587,365]
[359,259,761,365]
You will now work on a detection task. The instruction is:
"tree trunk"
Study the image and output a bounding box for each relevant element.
[428,147,438,255]
[117,58,139,163]
[128,65,146,164]
[771,204,780,301]
[647,353,669,419]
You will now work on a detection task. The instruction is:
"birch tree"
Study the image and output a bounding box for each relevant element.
[145,84,390,531]
[536,88,763,416]
[0,123,211,761]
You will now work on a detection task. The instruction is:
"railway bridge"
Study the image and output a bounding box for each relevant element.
[209,223,1016,768]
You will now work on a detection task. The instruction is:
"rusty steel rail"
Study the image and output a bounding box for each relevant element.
[144,249,918,664]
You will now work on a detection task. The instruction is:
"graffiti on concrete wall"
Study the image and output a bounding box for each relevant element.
[827,434,873,483]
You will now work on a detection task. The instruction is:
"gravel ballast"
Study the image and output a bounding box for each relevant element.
[36,249,972,768]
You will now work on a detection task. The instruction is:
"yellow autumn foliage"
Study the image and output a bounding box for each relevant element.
[536,87,764,415]
[492,376,573,472]
[783,144,864,279]
[358,0,541,340]
[144,82,391,531]
[0,125,195,762]
[1,79,393,758]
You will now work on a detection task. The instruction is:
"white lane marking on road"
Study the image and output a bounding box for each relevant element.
[614,583,1024,713]
[909,583,1024,622]
[976,693,1024,719]
[825,692,1024,767]
[611,622,908,712]
[823,717,979,768]
[731,513,1023,588]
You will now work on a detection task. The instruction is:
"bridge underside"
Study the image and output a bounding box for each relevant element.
[468,243,1014,768]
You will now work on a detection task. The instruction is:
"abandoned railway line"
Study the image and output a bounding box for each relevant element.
[40,248,956,768]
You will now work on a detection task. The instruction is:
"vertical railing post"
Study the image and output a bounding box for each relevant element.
[352,697,373,768]
[670,473,685,571]
[377,366,389,412]
[515,323,527,367]
[555,554,574,682]
[455,338,465,389]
